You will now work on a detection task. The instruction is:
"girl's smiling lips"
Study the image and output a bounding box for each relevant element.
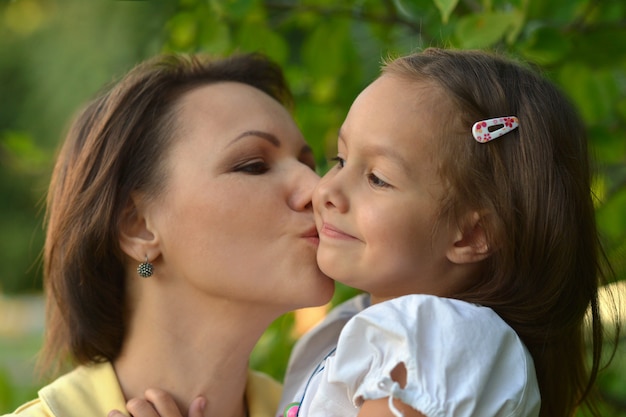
[319,222,357,240]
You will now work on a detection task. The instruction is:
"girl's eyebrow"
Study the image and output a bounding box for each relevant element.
[338,130,411,175]
[228,130,280,147]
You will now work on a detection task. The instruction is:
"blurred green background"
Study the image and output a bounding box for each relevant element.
[0,0,624,415]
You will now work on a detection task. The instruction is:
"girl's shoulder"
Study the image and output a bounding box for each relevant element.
[341,294,528,367]
[350,294,507,336]
[336,294,531,375]
[326,294,540,417]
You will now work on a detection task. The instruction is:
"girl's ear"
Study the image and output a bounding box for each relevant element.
[119,194,160,263]
[446,211,492,265]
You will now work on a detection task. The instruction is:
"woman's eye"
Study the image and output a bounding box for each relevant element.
[368,173,390,188]
[331,156,345,168]
[235,161,269,175]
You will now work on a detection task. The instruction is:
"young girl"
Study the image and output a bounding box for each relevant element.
[278,48,609,417]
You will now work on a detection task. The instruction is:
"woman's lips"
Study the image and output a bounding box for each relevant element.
[301,226,320,244]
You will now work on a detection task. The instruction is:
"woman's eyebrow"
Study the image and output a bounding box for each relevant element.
[301,144,313,155]
[228,130,281,147]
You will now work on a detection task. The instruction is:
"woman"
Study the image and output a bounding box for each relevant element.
[4,52,334,417]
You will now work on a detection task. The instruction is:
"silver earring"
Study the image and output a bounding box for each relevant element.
[137,255,153,278]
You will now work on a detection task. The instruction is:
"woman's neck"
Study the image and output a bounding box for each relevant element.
[113,289,277,417]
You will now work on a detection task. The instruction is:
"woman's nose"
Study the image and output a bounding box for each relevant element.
[289,164,320,211]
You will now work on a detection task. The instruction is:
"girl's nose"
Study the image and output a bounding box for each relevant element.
[313,169,348,213]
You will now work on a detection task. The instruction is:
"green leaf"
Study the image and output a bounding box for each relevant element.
[567,28,626,69]
[0,368,15,413]
[616,98,626,123]
[166,11,199,51]
[432,0,459,24]
[217,0,257,20]
[302,20,351,78]
[197,16,231,55]
[235,22,289,64]
[557,64,613,126]
[596,187,626,242]
[505,8,526,44]
[588,126,626,167]
[525,0,586,23]
[518,26,571,66]
[455,12,517,49]
[0,131,48,174]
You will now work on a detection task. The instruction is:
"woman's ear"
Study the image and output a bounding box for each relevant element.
[446,211,492,265]
[119,194,160,263]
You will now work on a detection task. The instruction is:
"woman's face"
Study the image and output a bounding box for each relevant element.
[145,82,334,312]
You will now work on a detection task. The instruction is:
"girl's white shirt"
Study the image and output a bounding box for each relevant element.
[278,294,540,417]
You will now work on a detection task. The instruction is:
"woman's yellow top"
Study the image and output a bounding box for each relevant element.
[6,362,281,417]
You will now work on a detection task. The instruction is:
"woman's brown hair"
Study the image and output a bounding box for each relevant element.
[41,52,293,376]
[384,48,613,417]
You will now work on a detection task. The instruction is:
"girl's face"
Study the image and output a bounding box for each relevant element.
[144,82,334,313]
[314,75,465,303]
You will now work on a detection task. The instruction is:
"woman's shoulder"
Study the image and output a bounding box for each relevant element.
[4,362,127,417]
[3,399,50,417]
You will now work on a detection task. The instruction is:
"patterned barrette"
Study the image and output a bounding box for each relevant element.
[471,116,519,143]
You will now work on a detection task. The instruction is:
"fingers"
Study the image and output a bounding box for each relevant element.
[108,389,205,417]
[125,397,162,417]
[188,396,207,417]
[142,389,185,417]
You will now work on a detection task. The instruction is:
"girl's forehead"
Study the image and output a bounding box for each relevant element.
[342,76,444,174]
[362,75,451,119]
[350,75,453,140]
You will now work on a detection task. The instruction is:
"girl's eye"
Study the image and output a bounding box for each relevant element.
[331,156,345,168]
[368,173,391,188]
[235,161,269,175]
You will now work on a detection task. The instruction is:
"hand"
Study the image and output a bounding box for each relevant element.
[357,398,426,417]
[108,389,206,417]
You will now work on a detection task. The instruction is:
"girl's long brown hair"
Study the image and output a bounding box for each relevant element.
[41,52,293,376]
[384,48,614,417]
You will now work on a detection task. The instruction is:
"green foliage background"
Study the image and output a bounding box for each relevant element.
[0,0,624,415]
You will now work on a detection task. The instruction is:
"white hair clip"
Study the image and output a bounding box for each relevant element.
[472,116,519,143]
